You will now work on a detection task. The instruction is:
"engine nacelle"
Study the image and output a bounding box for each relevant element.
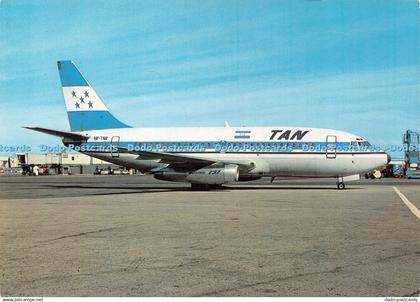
[154,164,239,185]
[153,171,188,182]
[186,164,239,184]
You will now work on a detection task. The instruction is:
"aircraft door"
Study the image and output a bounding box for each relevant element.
[326,135,337,159]
[110,136,120,158]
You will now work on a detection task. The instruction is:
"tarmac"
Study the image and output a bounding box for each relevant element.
[0,175,419,297]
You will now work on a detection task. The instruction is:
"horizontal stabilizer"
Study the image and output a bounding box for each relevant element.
[23,126,88,142]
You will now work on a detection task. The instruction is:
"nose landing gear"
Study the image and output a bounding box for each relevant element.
[336,174,360,190]
[337,182,346,190]
[337,176,346,190]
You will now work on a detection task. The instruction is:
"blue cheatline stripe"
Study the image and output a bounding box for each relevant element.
[57,60,89,87]
[67,111,131,131]
[66,141,380,154]
[234,135,250,139]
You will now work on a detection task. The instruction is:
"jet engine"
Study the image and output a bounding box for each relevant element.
[154,164,239,185]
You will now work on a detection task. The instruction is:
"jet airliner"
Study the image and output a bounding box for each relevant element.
[25,61,390,190]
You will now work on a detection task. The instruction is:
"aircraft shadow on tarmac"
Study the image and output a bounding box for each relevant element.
[42,184,189,193]
[0,184,361,199]
[42,184,360,193]
[223,186,360,190]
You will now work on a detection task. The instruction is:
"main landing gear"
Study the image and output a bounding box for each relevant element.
[191,183,223,191]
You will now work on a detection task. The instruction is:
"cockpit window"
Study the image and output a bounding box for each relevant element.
[351,141,371,147]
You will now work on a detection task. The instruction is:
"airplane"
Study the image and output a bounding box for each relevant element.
[25,60,390,190]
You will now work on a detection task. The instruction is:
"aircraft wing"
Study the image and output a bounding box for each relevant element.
[23,126,89,142]
[118,147,254,172]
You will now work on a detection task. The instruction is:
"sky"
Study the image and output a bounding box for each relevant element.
[0,0,419,157]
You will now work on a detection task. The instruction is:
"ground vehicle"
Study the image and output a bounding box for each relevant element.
[403,130,420,179]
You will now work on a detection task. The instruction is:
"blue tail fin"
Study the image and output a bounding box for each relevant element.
[57,60,131,131]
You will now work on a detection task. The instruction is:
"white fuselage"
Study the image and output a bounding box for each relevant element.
[73,126,389,178]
